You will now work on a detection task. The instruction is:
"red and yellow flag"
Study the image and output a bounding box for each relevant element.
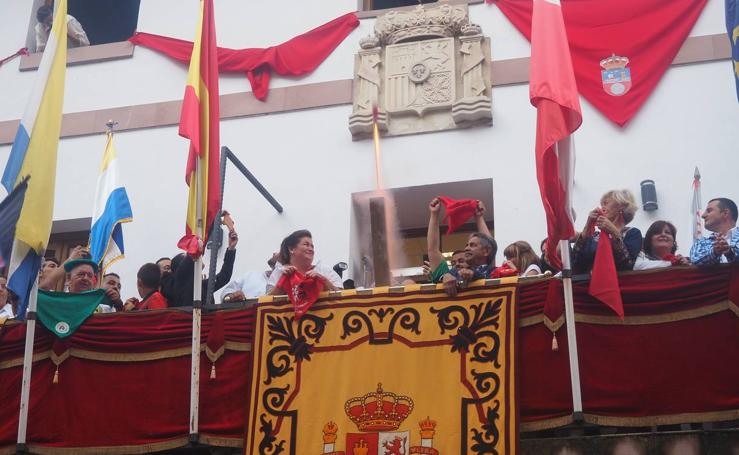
[177,0,221,258]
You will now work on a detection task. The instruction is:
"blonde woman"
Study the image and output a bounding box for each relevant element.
[572,189,643,274]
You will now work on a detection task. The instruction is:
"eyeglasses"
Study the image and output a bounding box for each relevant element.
[72,272,95,279]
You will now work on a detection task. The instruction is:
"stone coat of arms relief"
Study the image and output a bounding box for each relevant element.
[349,2,492,140]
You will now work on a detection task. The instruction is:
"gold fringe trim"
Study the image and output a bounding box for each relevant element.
[199,434,244,448]
[575,300,733,325]
[0,351,49,370]
[50,349,70,367]
[224,341,252,352]
[582,408,739,427]
[520,300,739,328]
[544,316,565,332]
[0,342,252,370]
[205,345,225,363]
[23,436,189,454]
[2,434,245,454]
[521,408,739,431]
[729,300,739,317]
[520,414,575,432]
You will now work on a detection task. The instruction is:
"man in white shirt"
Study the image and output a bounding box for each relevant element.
[221,253,280,302]
[35,5,90,52]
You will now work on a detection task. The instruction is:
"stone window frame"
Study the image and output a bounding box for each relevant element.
[357,0,484,17]
[19,0,138,71]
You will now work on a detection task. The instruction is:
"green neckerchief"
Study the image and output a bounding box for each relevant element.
[37,289,109,338]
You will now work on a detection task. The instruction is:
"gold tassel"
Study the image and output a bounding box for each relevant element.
[210,363,216,380]
[53,366,59,384]
[551,333,559,352]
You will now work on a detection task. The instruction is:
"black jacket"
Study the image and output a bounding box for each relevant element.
[161,249,236,307]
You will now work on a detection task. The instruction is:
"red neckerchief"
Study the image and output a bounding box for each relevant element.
[276,270,323,319]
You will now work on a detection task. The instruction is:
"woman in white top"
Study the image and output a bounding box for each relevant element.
[503,241,542,277]
[267,229,343,295]
[634,220,690,270]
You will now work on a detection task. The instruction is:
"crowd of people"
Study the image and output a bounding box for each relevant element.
[422,191,738,297]
[0,192,737,319]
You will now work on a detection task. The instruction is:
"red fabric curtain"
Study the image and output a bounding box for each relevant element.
[518,266,739,427]
[129,12,359,101]
[492,0,708,127]
[1,268,738,450]
[0,307,254,450]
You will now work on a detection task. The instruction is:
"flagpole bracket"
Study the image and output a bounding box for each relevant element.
[561,270,572,279]
[572,411,584,424]
[192,299,203,309]
[16,443,28,454]
[188,433,200,446]
[24,311,36,321]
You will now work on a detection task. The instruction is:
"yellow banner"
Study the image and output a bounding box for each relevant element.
[246,283,518,455]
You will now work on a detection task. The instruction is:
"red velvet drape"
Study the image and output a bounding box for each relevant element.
[1,267,738,450]
[129,12,359,101]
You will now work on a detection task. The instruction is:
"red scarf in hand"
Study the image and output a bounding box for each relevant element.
[588,232,624,319]
[277,270,323,319]
[490,263,518,279]
[661,253,683,266]
[437,196,478,234]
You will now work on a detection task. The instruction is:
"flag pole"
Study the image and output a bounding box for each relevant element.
[189,161,203,443]
[17,279,40,450]
[559,239,583,418]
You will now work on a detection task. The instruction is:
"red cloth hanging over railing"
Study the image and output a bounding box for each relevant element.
[129,12,359,101]
[0,267,737,451]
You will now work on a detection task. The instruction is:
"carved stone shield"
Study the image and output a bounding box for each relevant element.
[384,38,456,117]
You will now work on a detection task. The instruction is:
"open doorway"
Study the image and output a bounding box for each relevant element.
[349,178,494,287]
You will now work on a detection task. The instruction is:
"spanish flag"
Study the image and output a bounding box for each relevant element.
[177,0,221,257]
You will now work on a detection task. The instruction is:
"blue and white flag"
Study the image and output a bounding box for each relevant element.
[1,0,68,318]
[727,0,739,101]
[89,131,133,273]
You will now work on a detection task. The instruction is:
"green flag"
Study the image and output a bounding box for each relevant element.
[37,289,109,338]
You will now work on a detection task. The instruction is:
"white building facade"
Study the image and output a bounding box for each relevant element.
[0,0,737,294]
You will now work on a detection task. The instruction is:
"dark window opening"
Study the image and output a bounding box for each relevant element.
[368,0,438,11]
[67,0,141,46]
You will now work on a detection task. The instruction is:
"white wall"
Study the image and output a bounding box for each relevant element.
[0,0,737,297]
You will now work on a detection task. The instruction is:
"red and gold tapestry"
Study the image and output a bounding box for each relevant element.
[245,283,519,455]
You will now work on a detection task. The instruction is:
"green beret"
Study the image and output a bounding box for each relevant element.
[63,258,99,274]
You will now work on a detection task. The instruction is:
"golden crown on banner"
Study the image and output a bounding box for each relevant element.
[344,383,414,431]
[599,54,630,70]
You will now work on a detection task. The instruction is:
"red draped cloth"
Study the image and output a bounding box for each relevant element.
[518,266,739,429]
[492,0,707,127]
[129,12,359,101]
[0,308,255,451]
[0,267,738,451]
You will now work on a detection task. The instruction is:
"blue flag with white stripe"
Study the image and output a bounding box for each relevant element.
[89,131,133,272]
[1,0,68,319]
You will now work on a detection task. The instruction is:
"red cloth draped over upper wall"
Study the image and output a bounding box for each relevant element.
[129,12,359,101]
[491,0,708,127]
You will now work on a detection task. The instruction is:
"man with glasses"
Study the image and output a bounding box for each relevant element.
[64,258,99,293]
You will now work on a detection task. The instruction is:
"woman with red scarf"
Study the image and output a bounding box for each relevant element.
[572,189,643,274]
[634,221,690,270]
[267,230,342,296]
